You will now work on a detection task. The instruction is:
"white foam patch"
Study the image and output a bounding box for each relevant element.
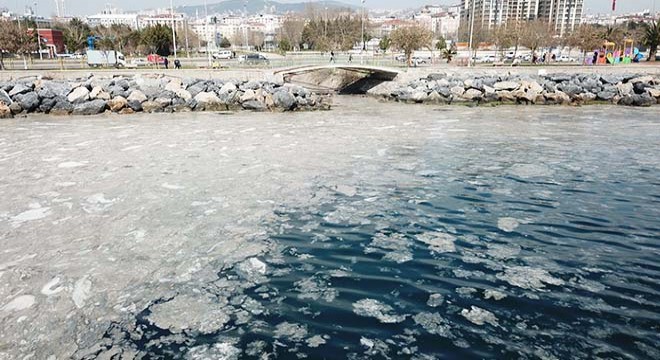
[57,161,86,168]
[353,299,407,323]
[11,207,51,226]
[497,217,521,232]
[162,183,185,190]
[2,295,35,312]
[508,163,554,178]
[415,232,456,253]
[496,266,565,290]
[41,277,65,296]
[460,306,499,326]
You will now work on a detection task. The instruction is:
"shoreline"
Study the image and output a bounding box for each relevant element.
[2,66,660,119]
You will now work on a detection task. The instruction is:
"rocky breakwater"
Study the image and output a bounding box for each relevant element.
[0,74,330,119]
[383,72,660,107]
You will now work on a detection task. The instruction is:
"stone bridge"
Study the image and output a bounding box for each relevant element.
[273,64,401,94]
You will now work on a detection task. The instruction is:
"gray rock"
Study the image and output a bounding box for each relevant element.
[617,95,634,106]
[462,88,483,101]
[194,92,225,111]
[242,100,267,111]
[73,100,106,115]
[557,83,583,96]
[0,89,12,105]
[9,83,32,97]
[50,98,73,115]
[114,78,130,90]
[15,92,40,112]
[9,102,23,114]
[39,97,57,113]
[596,89,616,101]
[632,93,656,107]
[633,82,649,95]
[128,100,143,112]
[410,91,428,102]
[600,75,623,85]
[187,82,207,97]
[37,81,71,99]
[548,74,572,83]
[243,81,262,90]
[450,86,465,97]
[0,82,13,92]
[108,86,128,98]
[273,90,296,110]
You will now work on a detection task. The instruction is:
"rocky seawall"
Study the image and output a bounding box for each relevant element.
[380,72,660,107]
[0,74,331,118]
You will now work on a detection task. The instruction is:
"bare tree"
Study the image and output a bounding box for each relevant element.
[390,25,433,66]
[277,16,305,51]
[566,24,604,62]
[0,20,38,69]
[519,20,555,59]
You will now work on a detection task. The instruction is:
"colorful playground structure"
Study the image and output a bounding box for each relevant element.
[587,39,644,65]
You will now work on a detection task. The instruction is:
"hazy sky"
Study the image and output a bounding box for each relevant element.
[5,0,658,18]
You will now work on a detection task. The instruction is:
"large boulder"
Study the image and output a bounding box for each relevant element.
[37,81,72,99]
[494,81,519,91]
[108,96,128,112]
[648,87,660,99]
[174,89,192,101]
[73,100,106,115]
[165,79,183,92]
[114,78,130,90]
[187,82,207,97]
[128,100,143,112]
[8,83,32,97]
[0,103,12,118]
[219,82,237,94]
[108,85,129,98]
[632,93,656,107]
[272,90,296,110]
[39,97,57,113]
[194,92,224,111]
[240,89,257,103]
[0,89,12,105]
[600,74,623,85]
[15,92,40,112]
[127,90,148,103]
[616,82,634,96]
[68,87,90,104]
[242,100,267,111]
[141,101,165,113]
[462,88,483,101]
[50,99,74,116]
[90,86,111,100]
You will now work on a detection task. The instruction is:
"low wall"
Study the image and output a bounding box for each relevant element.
[0,73,330,118]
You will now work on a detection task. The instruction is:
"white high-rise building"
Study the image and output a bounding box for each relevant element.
[459,0,583,35]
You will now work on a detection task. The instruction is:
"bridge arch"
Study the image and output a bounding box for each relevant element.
[274,64,401,94]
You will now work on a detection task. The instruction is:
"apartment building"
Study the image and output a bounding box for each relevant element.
[460,0,583,35]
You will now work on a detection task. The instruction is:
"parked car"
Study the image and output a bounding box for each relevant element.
[212,50,234,59]
[476,55,497,63]
[147,54,166,65]
[557,55,577,62]
[239,53,270,65]
[130,58,150,67]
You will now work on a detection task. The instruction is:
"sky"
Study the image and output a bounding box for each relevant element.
[4,0,657,18]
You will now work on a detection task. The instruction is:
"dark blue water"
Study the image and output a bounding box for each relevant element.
[98,107,660,359]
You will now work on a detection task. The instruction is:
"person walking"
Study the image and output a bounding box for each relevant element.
[163,57,169,70]
[330,51,335,64]
[348,54,353,63]
[174,59,181,69]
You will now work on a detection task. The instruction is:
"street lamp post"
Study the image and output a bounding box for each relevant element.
[361,0,366,51]
[170,0,178,59]
[468,0,476,67]
[35,1,43,60]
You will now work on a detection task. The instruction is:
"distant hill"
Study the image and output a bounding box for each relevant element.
[178,0,357,17]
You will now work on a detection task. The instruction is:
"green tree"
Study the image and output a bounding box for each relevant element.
[390,25,433,66]
[435,36,447,50]
[56,18,91,53]
[141,24,173,56]
[642,19,660,62]
[219,37,231,48]
[379,36,391,52]
[279,39,292,52]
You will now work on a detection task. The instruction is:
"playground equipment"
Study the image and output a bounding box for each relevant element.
[587,40,644,65]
